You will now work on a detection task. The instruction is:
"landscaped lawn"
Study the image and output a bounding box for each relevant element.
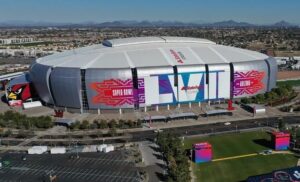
[277,79,300,87]
[184,131,298,182]
[184,131,272,158]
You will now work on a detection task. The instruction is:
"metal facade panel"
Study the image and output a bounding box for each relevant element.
[144,76,159,105]
[127,49,171,67]
[213,45,256,62]
[104,37,165,47]
[266,57,277,91]
[89,52,130,68]
[208,73,217,99]
[161,47,202,65]
[176,65,206,102]
[29,63,54,104]
[50,67,82,108]
[208,64,231,99]
[85,68,134,109]
[233,60,268,98]
[162,36,215,44]
[137,67,175,106]
[191,46,226,64]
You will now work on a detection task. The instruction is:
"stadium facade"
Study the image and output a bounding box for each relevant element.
[27,37,277,113]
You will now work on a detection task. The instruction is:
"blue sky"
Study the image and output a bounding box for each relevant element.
[0,0,299,24]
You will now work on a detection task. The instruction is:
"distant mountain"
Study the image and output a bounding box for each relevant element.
[0,20,73,27]
[0,20,298,28]
[209,20,254,27]
[271,20,297,27]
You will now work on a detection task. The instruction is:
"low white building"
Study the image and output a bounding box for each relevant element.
[50,147,66,154]
[28,146,48,154]
[0,38,34,45]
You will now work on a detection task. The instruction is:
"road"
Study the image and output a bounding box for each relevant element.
[1,115,300,148]
[129,115,300,142]
[139,141,166,182]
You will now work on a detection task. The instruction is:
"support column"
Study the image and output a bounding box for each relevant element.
[98,108,101,115]
[144,106,147,112]
[227,99,235,111]
[119,108,122,115]
[198,102,201,107]
[189,102,192,109]
[178,103,181,108]
[156,105,159,112]
[167,104,170,110]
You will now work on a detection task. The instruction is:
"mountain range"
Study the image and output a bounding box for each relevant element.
[0,20,298,28]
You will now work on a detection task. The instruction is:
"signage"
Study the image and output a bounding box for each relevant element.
[233,70,265,96]
[90,79,145,106]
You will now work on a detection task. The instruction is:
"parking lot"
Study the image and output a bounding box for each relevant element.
[0,151,140,182]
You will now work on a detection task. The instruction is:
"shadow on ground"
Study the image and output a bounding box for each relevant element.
[253,139,273,149]
[149,145,161,153]
[155,171,167,181]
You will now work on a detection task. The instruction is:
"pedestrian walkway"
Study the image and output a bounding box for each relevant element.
[212,151,293,162]
[212,153,257,162]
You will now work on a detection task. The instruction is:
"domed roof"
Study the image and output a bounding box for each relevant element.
[36,36,269,69]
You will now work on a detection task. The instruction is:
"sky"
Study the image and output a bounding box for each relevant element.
[0,0,299,24]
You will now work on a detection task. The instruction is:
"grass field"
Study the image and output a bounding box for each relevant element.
[184,131,298,182]
[277,79,300,87]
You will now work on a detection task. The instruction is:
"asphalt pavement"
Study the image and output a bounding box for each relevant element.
[129,115,300,142]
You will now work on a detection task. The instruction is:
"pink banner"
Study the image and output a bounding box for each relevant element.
[233,70,265,96]
[90,79,144,106]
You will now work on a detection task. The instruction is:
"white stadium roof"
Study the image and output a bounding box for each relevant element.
[36,36,269,69]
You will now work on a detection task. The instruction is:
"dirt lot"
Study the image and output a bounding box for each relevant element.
[277,71,300,80]
[275,51,300,57]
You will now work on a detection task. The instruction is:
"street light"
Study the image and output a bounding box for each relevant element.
[75,141,79,158]
[71,140,79,159]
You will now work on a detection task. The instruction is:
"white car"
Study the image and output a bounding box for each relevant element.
[224,122,231,126]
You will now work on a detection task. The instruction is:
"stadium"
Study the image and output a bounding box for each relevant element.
[24,36,277,113]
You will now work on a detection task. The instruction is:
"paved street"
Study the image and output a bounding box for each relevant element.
[139,141,166,182]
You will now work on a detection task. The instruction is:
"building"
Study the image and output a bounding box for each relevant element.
[271,132,290,151]
[27,36,277,113]
[0,38,34,45]
[192,142,212,163]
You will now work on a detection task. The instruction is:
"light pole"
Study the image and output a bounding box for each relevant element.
[71,140,79,159]
[75,141,79,158]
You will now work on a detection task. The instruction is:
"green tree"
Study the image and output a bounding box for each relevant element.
[99,120,108,129]
[118,119,125,128]
[158,132,190,182]
[265,91,278,105]
[108,126,117,137]
[3,129,12,137]
[278,119,286,131]
[127,120,134,128]
[241,97,251,104]
[93,120,99,128]
[255,94,265,104]
[70,121,81,130]
[80,120,89,130]
[109,119,117,128]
